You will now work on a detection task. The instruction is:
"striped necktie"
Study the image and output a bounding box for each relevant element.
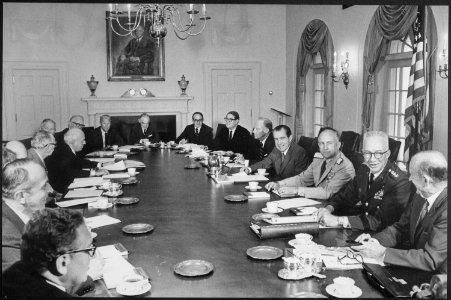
[416,200,429,228]
[195,128,199,137]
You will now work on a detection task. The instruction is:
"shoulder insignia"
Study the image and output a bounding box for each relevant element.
[336,157,343,165]
[388,169,399,179]
[314,152,323,159]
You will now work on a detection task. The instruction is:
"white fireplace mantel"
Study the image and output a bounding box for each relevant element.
[81,96,193,135]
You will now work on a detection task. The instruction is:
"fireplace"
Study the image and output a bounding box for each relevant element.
[110,115,176,143]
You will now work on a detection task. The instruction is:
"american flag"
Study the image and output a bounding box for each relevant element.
[404,6,427,163]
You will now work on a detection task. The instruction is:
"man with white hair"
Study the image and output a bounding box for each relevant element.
[91,115,124,150]
[2,159,53,271]
[46,128,108,193]
[39,118,57,135]
[129,113,160,144]
[27,130,56,172]
[53,115,95,157]
[353,150,447,272]
[5,141,27,159]
[317,130,411,232]
[252,117,275,160]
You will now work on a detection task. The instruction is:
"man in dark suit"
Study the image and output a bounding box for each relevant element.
[91,115,124,150]
[53,115,94,157]
[251,117,275,161]
[242,125,308,181]
[213,111,257,159]
[116,25,154,75]
[129,113,160,144]
[46,128,108,194]
[175,112,213,148]
[2,159,52,271]
[354,150,447,273]
[27,130,56,172]
[317,130,411,232]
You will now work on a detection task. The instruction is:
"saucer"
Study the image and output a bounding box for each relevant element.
[95,203,113,209]
[277,269,311,280]
[262,207,283,213]
[288,239,316,248]
[116,281,151,296]
[103,190,123,197]
[325,284,362,298]
[256,173,269,176]
[245,186,262,191]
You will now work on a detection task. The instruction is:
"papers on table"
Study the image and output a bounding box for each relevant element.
[124,160,146,168]
[102,254,136,289]
[68,177,103,189]
[272,198,321,209]
[103,160,126,171]
[84,215,121,229]
[103,173,130,179]
[264,215,317,224]
[187,148,208,158]
[114,153,128,160]
[229,173,269,182]
[64,189,103,199]
[97,244,129,259]
[243,191,270,199]
[120,145,144,151]
[322,254,384,270]
[56,197,99,208]
[86,151,117,157]
[87,157,116,164]
[272,189,298,198]
[209,175,234,184]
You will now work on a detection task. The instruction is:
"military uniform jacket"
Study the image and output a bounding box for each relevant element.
[280,151,355,200]
[328,160,411,231]
[373,188,447,272]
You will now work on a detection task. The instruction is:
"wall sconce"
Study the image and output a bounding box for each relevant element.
[332,51,350,89]
[437,48,448,79]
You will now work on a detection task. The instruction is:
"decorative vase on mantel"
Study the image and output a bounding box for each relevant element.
[87,75,99,97]
[178,75,189,96]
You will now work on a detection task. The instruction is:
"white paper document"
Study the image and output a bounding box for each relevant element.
[68,177,103,189]
[103,160,126,171]
[264,215,317,224]
[229,174,269,182]
[64,189,103,199]
[102,254,136,289]
[56,197,99,208]
[322,254,384,270]
[245,192,270,199]
[272,189,298,198]
[87,158,116,164]
[103,173,130,179]
[97,245,129,259]
[86,151,117,157]
[272,198,321,209]
[120,145,144,150]
[124,160,146,168]
[187,148,208,158]
[113,153,128,159]
[84,215,121,229]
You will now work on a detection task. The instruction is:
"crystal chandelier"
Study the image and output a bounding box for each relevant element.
[107,3,211,44]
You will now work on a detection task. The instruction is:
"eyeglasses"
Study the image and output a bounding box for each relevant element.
[71,122,85,128]
[62,245,97,257]
[193,119,203,122]
[338,250,363,265]
[362,150,388,160]
[45,142,57,147]
[224,118,236,122]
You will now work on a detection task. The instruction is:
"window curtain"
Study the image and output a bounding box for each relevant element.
[295,19,334,140]
[361,5,437,152]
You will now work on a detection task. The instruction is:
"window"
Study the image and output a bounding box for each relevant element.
[312,53,326,137]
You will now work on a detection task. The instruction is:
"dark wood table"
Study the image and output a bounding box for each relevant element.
[82,148,384,297]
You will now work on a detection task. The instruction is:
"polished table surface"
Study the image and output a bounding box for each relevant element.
[81,148,384,297]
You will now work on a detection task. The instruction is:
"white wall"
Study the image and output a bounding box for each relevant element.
[3,3,286,132]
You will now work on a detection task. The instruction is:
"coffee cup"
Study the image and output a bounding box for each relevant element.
[244,160,249,167]
[248,181,259,190]
[333,276,355,293]
[112,145,119,151]
[108,183,122,195]
[295,233,313,244]
[119,274,147,295]
[298,253,317,272]
[283,257,301,273]
[266,201,279,213]
[97,197,109,209]
[257,168,266,175]
[128,168,136,176]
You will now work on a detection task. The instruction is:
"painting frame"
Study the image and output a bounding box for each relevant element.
[106,11,165,81]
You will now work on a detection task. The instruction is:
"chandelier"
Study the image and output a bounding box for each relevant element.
[107,4,211,43]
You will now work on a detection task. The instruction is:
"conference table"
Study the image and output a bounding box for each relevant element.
[80,147,384,297]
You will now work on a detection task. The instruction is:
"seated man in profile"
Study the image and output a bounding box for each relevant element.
[27,130,56,173]
[53,115,94,157]
[46,128,108,193]
[5,140,27,159]
[2,159,52,271]
[2,208,95,297]
[91,114,124,150]
[213,111,257,160]
[353,151,447,273]
[175,112,213,148]
[266,127,355,200]
[316,130,411,231]
[129,113,160,144]
[241,125,309,181]
[251,117,275,161]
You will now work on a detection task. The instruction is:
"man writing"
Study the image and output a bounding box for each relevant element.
[353,151,447,272]
[317,131,411,231]
[266,127,355,200]
[175,112,213,148]
[129,113,160,144]
[241,125,308,180]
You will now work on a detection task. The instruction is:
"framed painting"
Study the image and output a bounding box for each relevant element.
[106,11,165,81]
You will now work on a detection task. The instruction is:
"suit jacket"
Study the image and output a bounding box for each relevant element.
[2,201,25,272]
[2,261,71,297]
[261,132,275,158]
[213,125,256,159]
[54,127,95,157]
[129,123,160,144]
[328,160,411,232]
[27,148,47,171]
[91,127,124,150]
[46,143,97,193]
[175,123,213,148]
[250,142,309,181]
[281,151,355,200]
[374,188,447,272]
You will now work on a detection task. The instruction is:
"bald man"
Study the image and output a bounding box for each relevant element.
[46,128,108,193]
[5,141,27,159]
[353,151,447,272]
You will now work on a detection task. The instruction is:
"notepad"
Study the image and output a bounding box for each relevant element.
[68,177,103,189]
[124,160,146,168]
[87,157,116,163]
[272,198,321,209]
[103,173,130,179]
[84,215,121,229]
[272,189,298,198]
[263,215,317,224]
[64,189,103,199]
[103,160,126,171]
[243,191,270,199]
[56,197,99,207]
[102,254,136,289]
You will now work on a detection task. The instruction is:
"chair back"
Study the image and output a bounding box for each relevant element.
[388,138,402,162]
[340,131,361,154]
[215,123,226,140]
[346,151,364,172]
[297,136,319,164]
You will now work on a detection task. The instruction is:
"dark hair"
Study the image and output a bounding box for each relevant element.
[21,208,85,273]
[273,125,291,137]
[2,158,35,198]
[227,111,240,120]
[259,118,273,131]
[318,126,340,139]
[192,112,204,120]
[416,162,448,183]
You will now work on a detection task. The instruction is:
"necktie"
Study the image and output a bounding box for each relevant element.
[195,128,199,137]
[258,141,264,160]
[104,131,108,148]
[143,129,147,136]
[281,152,285,162]
[319,160,327,177]
[368,173,375,190]
[228,130,232,142]
[418,200,429,224]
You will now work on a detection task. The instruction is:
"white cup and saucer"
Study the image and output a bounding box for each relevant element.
[257,168,267,175]
[96,197,112,209]
[116,273,151,296]
[128,168,137,177]
[262,201,283,213]
[245,181,261,191]
[326,276,362,298]
[112,145,119,151]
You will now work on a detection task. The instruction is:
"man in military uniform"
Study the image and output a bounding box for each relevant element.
[317,130,411,232]
[265,127,355,200]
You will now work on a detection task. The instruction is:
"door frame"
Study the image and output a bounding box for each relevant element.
[203,62,261,134]
[2,61,69,140]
